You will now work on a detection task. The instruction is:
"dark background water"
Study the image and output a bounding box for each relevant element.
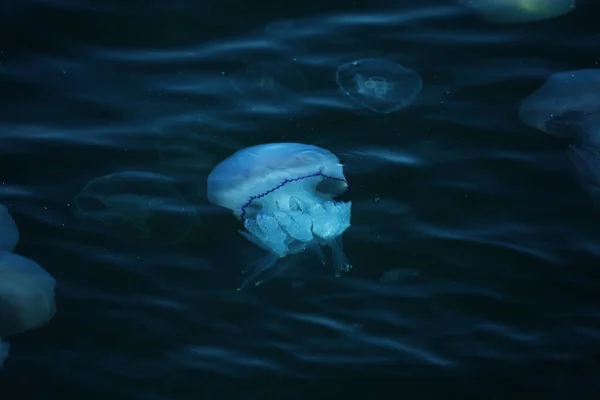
[1,0,600,398]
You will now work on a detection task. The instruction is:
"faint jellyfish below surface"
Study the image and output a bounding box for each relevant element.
[335,58,423,114]
[0,251,56,367]
[158,137,216,174]
[461,0,575,23]
[73,170,199,243]
[0,204,19,252]
[206,143,352,290]
[519,69,600,140]
[519,69,600,207]
[229,61,307,114]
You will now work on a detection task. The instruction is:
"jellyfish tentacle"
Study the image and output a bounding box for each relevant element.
[328,236,352,277]
[237,252,280,291]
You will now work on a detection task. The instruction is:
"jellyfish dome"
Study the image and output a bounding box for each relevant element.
[335,58,423,114]
[462,0,575,24]
[229,61,307,115]
[0,204,19,252]
[207,143,352,289]
[519,69,600,138]
[0,251,56,367]
[73,170,199,243]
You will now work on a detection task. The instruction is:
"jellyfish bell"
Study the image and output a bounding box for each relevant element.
[519,69,600,138]
[335,58,423,114]
[0,204,19,252]
[207,142,352,289]
[462,0,575,24]
[73,170,199,243]
[0,251,56,367]
[229,61,307,115]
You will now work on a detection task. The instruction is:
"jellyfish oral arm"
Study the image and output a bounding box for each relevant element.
[240,177,352,270]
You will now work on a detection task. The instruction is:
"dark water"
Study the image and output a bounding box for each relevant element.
[1,0,600,397]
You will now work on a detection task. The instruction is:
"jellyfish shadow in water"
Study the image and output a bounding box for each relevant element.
[207,143,352,290]
[460,0,575,24]
[335,58,423,114]
[229,61,308,116]
[0,205,56,367]
[519,68,600,207]
[73,170,200,243]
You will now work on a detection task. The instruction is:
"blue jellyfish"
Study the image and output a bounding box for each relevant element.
[520,69,600,206]
[229,61,307,115]
[207,143,352,290]
[0,251,56,367]
[0,204,19,252]
[519,69,600,139]
[73,171,198,243]
[335,58,423,114]
[461,0,575,23]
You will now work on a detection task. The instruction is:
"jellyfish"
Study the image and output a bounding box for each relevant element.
[519,69,600,205]
[461,0,575,23]
[335,58,423,114]
[229,61,307,115]
[73,170,199,243]
[207,143,352,289]
[519,69,600,140]
[0,204,19,252]
[0,251,56,367]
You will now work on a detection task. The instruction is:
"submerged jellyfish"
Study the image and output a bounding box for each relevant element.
[73,170,199,243]
[335,58,423,114]
[0,251,56,367]
[229,61,307,115]
[461,0,575,23]
[0,204,19,252]
[207,143,352,289]
[519,69,600,205]
[519,69,600,139]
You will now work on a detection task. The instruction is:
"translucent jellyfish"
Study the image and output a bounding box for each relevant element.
[158,139,215,173]
[229,61,307,114]
[520,69,600,206]
[461,0,575,23]
[73,170,198,243]
[519,69,600,139]
[207,143,352,289]
[0,204,19,252]
[0,251,56,367]
[335,58,423,114]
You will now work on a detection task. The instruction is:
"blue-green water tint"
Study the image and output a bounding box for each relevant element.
[1,0,600,397]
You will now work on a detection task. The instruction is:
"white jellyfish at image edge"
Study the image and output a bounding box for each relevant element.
[207,143,352,290]
[0,205,56,367]
[460,0,575,23]
[519,69,600,206]
[335,58,423,114]
[229,61,307,115]
[73,170,199,243]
